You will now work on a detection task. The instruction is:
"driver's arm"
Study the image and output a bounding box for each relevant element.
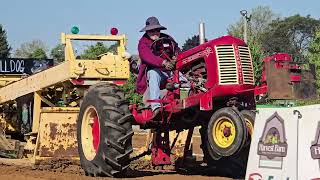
[138,40,164,68]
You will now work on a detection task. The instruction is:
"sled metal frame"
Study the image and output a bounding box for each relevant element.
[0,33,130,161]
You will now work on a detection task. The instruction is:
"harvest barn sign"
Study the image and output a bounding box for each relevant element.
[0,58,53,75]
[257,112,288,169]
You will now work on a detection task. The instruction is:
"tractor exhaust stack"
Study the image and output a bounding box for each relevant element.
[199,22,206,44]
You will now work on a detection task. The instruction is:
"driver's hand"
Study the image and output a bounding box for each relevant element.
[162,60,175,71]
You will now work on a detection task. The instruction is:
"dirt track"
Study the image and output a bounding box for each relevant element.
[0,128,234,180]
[0,162,232,180]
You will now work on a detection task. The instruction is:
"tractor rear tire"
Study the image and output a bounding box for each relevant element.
[77,83,133,177]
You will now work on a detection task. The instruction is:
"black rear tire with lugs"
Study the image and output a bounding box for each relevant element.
[77,83,133,177]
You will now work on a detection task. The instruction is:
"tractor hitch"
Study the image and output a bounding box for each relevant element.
[151,131,171,166]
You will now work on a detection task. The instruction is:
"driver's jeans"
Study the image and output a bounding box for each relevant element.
[147,69,187,111]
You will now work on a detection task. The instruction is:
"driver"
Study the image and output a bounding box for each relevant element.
[136,16,180,118]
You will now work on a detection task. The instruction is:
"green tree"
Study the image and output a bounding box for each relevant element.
[50,44,65,63]
[29,48,47,59]
[181,35,200,52]
[261,14,320,58]
[248,37,265,85]
[307,28,320,93]
[228,6,279,41]
[181,35,208,52]
[108,42,119,54]
[227,6,274,85]
[0,24,11,57]
[120,73,143,104]
[120,55,142,104]
[81,42,109,59]
[14,39,48,58]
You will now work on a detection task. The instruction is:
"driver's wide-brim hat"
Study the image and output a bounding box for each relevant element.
[140,16,167,32]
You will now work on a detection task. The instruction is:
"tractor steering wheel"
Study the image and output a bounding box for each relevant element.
[151,37,176,60]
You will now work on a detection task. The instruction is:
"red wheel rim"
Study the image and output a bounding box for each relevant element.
[81,106,100,161]
[92,116,100,152]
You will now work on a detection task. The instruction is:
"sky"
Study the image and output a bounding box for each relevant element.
[0,0,319,56]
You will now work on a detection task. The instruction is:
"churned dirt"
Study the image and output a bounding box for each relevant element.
[0,149,234,180]
[0,161,232,180]
[0,128,233,180]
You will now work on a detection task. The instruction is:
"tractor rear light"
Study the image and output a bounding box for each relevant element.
[290,75,301,82]
[71,79,84,85]
[112,80,127,85]
[110,28,118,35]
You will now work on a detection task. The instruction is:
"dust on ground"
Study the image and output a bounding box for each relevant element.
[0,159,233,180]
[0,127,234,180]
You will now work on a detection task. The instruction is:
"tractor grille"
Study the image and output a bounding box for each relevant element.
[239,46,254,84]
[215,45,238,84]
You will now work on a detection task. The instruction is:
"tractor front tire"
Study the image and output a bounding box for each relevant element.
[207,107,247,157]
[77,83,133,177]
[200,108,249,179]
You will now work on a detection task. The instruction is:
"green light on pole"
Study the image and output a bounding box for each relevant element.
[71,26,79,34]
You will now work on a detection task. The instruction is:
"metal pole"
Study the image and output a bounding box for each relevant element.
[243,17,248,43]
[199,22,205,45]
[240,10,250,44]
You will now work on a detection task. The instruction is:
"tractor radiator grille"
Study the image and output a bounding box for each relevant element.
[238,46,254,84]
[215,45,238,84]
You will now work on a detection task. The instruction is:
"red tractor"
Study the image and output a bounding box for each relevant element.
[257,53,316,101]
[77,35,258,178]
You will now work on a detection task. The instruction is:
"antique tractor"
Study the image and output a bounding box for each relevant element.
[77,35,257,177]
